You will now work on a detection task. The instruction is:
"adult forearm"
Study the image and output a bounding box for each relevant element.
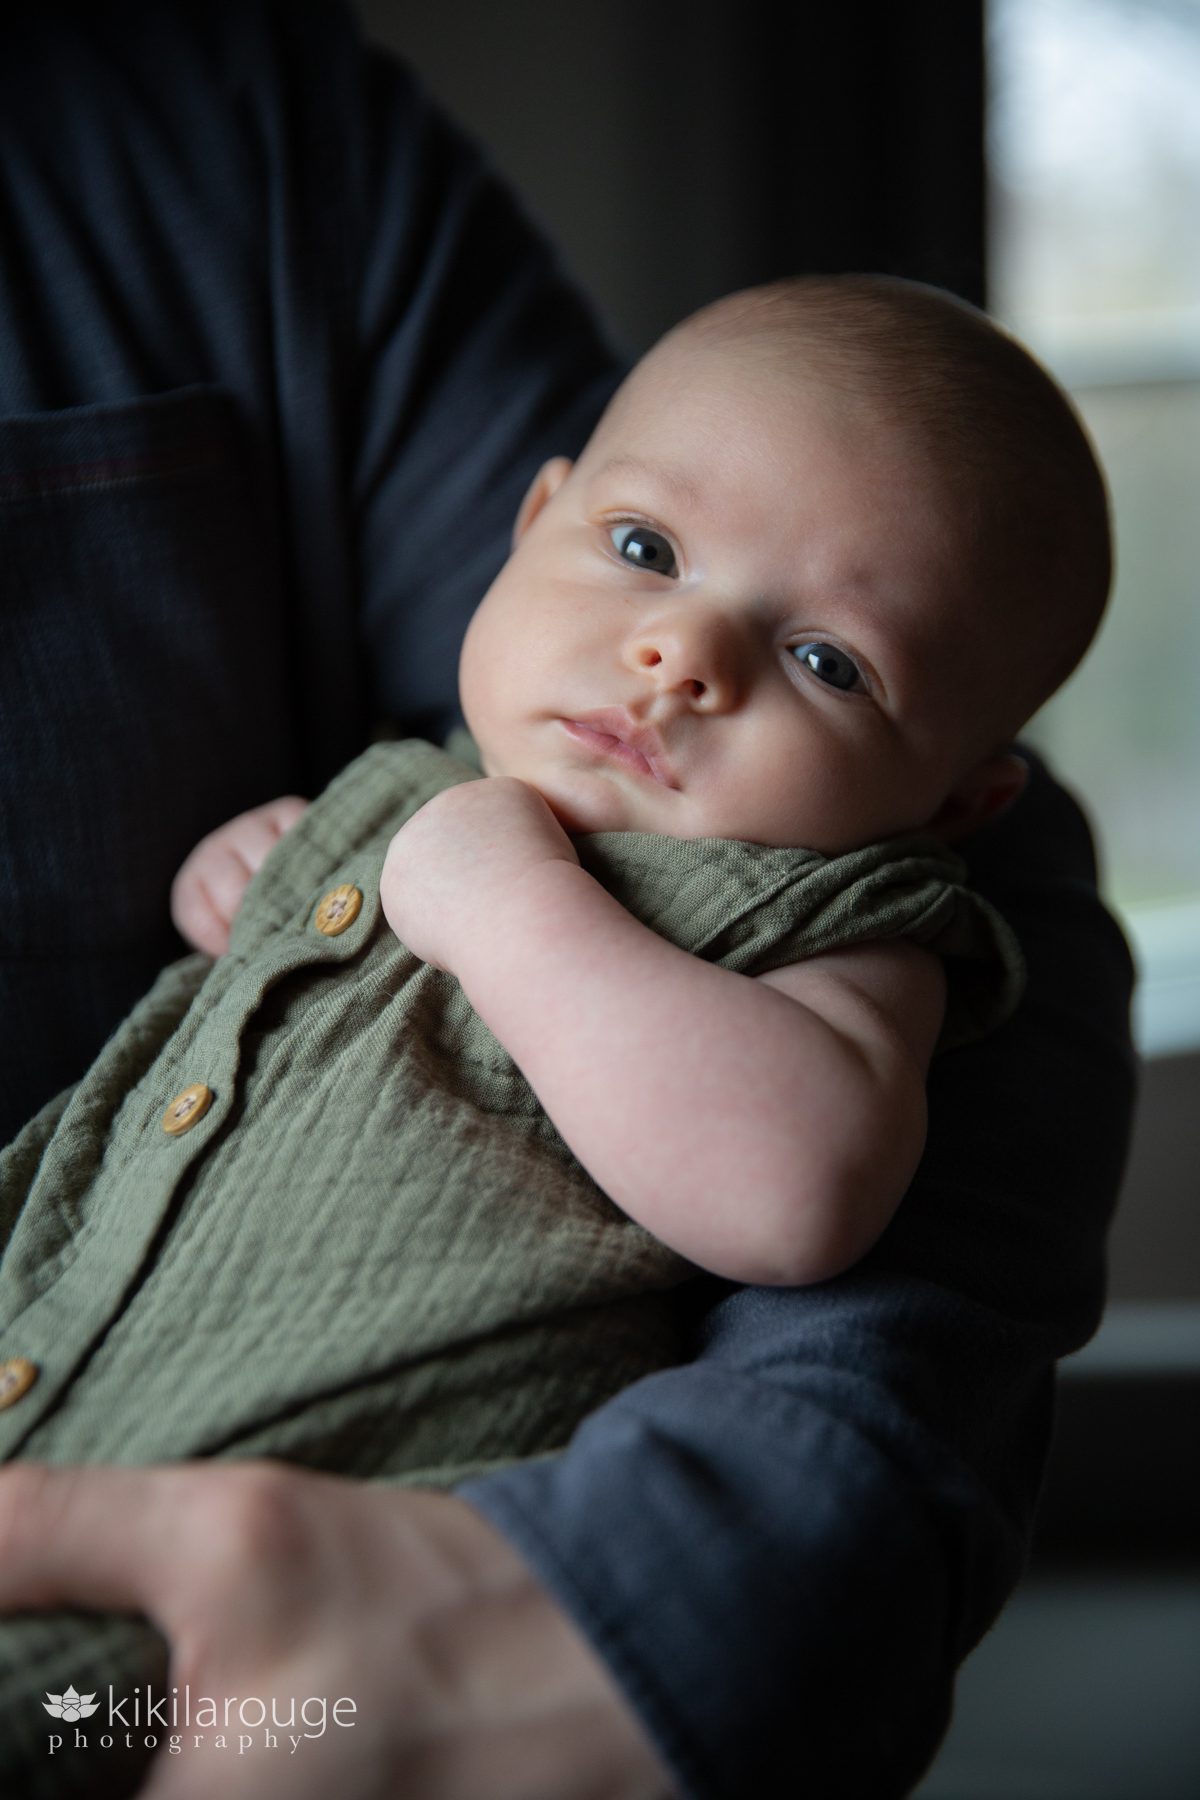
[0,1462,676,1800]
[456,860,915,1284]
[380,1492,678,1800]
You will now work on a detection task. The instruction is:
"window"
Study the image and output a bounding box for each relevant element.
[988,0,1200,1053]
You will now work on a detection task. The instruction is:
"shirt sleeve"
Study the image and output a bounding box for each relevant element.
[460,749,1136,1798]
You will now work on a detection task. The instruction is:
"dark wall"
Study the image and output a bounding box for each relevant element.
[353,2,985,354]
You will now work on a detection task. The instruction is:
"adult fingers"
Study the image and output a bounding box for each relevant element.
[0,1464,190,1624]
[0,1461,326,1659]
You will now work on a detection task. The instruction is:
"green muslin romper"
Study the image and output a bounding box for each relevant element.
[0,735,1022,1795]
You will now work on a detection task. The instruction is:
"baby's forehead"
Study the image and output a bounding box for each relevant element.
[599,329,897,476]
[594,333,983,553]
[632,315,832,400]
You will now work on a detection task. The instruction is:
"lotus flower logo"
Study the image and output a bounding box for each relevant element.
[43,1685,99,1721]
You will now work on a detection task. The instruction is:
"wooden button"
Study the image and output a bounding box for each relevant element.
[0,1357,39,1411]
[314,883,362,936]
[161,1082,214,1136]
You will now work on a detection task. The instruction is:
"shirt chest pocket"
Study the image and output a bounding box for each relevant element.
[0,384,293,955]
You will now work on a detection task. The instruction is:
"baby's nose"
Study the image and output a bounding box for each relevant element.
[624,610,743,707]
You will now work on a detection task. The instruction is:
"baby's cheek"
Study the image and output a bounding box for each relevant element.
[728,752,876,853]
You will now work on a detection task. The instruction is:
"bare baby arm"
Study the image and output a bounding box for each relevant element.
[382,777,946,1288]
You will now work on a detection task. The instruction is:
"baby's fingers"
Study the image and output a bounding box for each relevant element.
[170,845,240,957]
[171,797,308,956]
[171,825,274,955]
[223,794,309,873]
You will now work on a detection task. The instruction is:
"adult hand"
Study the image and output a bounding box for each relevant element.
[381,776,580,975]
[170,797,310,957]
[0,1460,675,1800]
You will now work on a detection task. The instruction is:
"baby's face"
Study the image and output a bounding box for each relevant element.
[459,337,1013,852]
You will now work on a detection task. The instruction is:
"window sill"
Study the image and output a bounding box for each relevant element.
[1118,896,1200,1058]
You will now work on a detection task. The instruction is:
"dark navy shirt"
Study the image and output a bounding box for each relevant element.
[0,0,620,1132]
[0,6,1135,1795]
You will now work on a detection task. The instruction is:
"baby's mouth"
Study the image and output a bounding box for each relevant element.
[558,713,678,788]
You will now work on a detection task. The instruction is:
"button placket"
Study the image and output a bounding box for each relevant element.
[154,876,375,1152]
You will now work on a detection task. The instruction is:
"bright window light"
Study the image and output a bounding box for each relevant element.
[988,0,1200,1055]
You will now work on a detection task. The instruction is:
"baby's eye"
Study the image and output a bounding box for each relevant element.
[609,523,678,577]
[792,643,864,692]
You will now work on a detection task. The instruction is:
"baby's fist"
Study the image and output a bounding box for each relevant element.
[381,776,579,975]
[171,795,309,957]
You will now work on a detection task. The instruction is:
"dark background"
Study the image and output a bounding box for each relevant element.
[356,0,986,354]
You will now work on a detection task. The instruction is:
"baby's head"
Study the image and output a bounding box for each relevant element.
[459,275,1111,852]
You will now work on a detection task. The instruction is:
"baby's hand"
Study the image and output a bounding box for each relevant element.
[381,777,580,975]
[171,795,309,957]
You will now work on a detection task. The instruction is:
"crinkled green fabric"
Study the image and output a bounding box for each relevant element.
[0,736,1022,1794]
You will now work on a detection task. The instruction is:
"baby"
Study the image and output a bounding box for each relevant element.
[175,269,1109,1287]
[0,275,1108,1787]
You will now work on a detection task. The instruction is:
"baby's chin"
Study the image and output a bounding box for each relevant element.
[513,762,672,837]
[530,776,644,837]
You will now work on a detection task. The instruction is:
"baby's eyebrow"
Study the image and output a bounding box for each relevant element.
[591,455,703,513]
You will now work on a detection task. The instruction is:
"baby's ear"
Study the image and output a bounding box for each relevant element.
[512,456,574,546]
[926,749,1029,842]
